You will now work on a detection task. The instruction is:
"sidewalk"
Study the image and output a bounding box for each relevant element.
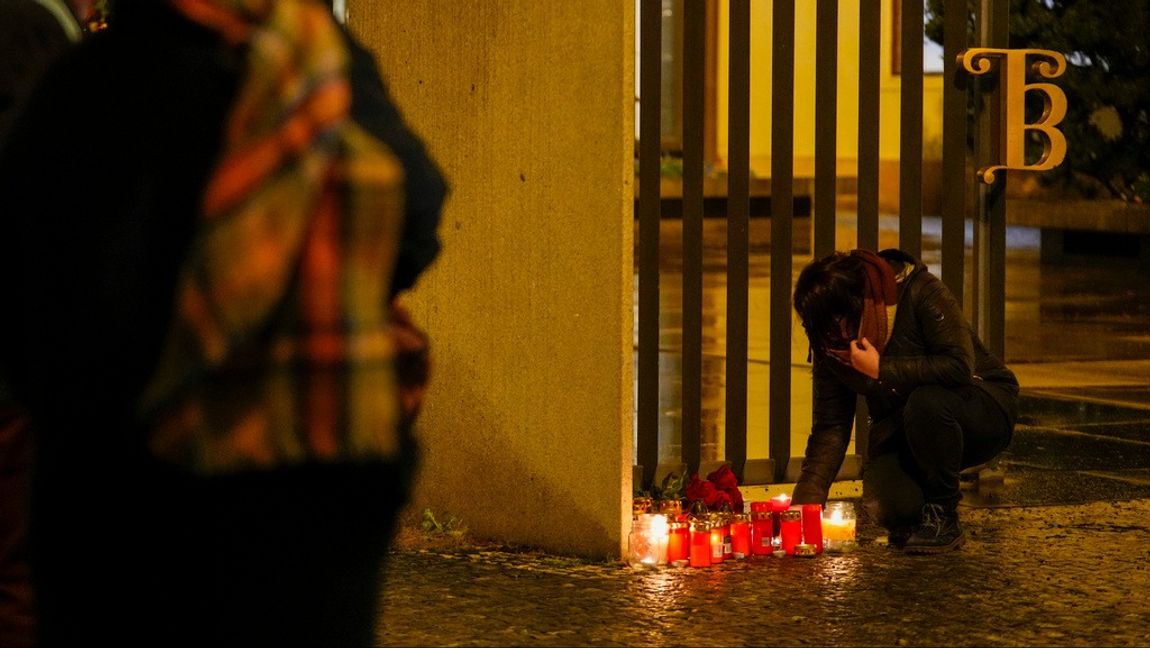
[376,393,1150,647]
[377,498,1150,647]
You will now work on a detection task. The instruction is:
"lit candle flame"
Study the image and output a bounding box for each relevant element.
[651,513,668,537]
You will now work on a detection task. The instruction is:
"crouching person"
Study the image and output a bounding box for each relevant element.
[790,249,1017,553]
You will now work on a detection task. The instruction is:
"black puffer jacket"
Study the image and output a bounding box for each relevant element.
[792,249,1019,504]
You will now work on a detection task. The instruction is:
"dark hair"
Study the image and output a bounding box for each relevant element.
[793,252,866,351]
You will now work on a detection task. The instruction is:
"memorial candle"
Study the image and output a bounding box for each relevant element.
[666,521,689,565]
[770,493,792,547]
[689,521,712,568]
[780,507,803,555]
[710,522,726,564]
[626,514,669,568]
[821,501,858,553]
[801,504,823,554]
[730,514,751,558]
[750,502,773,556]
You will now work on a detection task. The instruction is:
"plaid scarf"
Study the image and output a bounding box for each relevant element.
[140,0,408,472]
[826,249,898,366]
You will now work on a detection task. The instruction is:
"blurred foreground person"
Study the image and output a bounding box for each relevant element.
[0,1,81,646]
[791,249,1017,554]
[0,0,444,645]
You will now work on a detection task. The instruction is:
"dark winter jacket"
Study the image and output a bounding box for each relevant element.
[792,249,1019,505]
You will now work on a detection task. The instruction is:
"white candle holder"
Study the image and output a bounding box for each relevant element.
[821,501,857,553]
[627,513,669,568]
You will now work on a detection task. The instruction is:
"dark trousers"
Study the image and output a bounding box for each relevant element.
[862,383,1013,529]
[32,432,418,648]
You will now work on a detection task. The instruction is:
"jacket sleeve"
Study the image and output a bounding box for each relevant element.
[878,275,975,392]
[343,29,447,298]
[793,353,856,505]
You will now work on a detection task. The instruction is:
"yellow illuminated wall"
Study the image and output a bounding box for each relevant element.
[714,0,945,212]
[349,1,635,558]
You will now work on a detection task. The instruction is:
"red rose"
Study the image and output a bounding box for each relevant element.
[706,464,744,512]
[684,474,715,503]
[686,474,736,511]
[706,464,738,491]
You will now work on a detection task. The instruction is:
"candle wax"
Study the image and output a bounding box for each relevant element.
[822,519,856,541]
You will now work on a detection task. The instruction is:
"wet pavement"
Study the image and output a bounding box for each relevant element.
[378,499,1150,646]
[371,214,1150,646]
[377,398,1150,646]
[375,388,1150,646]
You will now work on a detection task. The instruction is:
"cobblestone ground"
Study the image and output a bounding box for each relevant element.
[376,499,1150,647]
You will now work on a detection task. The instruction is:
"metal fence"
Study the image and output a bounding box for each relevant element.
[635,0,1009,489]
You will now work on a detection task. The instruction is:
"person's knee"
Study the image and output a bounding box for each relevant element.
[902,385,963,446]
[904,385,959,422]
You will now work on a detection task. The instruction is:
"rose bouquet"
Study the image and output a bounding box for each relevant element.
[684,464,744,513]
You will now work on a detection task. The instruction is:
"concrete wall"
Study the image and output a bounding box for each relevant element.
[348,2,635,558]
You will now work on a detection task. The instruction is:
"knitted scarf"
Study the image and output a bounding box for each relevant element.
[826,249,898,366]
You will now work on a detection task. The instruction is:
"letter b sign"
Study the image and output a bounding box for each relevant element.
[960,48,1068,184]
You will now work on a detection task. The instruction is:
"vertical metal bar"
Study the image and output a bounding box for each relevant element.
[972,165,986,334]
[974,0,1008,355]
[770,0,795,484]
[853,0,882,457]
[637,0,662,489]
[971,0,987,336]
[986,0,1009,358]
[682,0,706,476]
[726,0,751,482]
[899,0,924,257]
[814,0,838,260]
[857,0,881,251]
[941,0,968,302]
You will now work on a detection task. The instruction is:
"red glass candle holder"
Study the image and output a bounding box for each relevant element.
[667,522,689,565]
[689,522,712,568]
[801,503,824,554]
[780,507,803,555]
[770,494,792,546]
[730,514,751,558]
[750,503,773,556]
[710,524,725,564]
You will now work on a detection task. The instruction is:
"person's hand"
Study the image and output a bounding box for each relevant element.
[849,337,880,379]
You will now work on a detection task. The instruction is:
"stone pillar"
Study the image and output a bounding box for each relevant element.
[348,2,634,557]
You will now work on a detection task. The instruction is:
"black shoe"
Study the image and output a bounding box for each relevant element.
[904,503,965,554]
[886,526,913,549]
